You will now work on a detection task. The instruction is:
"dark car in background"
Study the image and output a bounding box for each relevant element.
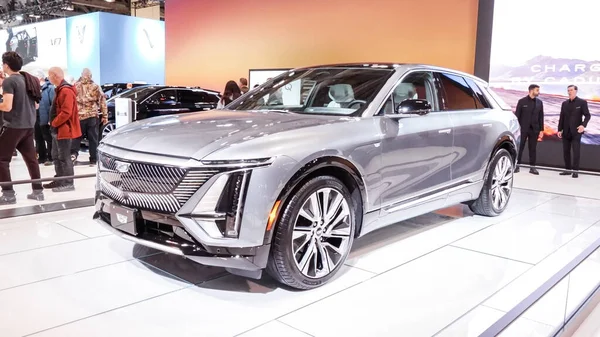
[101,85,220,138]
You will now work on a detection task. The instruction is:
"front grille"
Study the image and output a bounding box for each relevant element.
[100,155,186,194]
[98,152,219,213]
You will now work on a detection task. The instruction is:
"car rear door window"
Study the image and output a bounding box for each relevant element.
[180,90,207,105]
[180,90,220,110]
[437,73,478,111]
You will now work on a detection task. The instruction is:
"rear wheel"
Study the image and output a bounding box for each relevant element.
[266,176,356,290]
[469,148,514,216]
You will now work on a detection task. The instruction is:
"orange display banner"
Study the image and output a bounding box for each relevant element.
[165,0,479,91]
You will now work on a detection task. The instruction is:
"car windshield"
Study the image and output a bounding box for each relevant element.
[107,86,157,103]
[228,67,393,116]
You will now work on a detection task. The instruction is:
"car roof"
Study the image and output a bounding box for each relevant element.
[289,63,487,85]
[132,85,220,95]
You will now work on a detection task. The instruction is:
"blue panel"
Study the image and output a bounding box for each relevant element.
[66,13,101,83]
[98,13,165,85]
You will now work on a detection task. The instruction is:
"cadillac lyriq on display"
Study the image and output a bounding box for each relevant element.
[93,63,520,290]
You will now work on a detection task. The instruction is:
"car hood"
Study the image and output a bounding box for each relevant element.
[101,110,356,160]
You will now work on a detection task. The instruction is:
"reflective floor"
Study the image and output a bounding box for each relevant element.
[0,153,96,212]
[0,170,599,337]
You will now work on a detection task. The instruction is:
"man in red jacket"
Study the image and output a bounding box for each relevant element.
[45,67,82,192]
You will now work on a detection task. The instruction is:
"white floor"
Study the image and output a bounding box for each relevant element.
[573,301,600,337]
[0,153,96,210]
[0,170,599,336]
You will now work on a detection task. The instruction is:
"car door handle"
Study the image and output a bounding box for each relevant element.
[482,123,492,128]
[438,129,452,134]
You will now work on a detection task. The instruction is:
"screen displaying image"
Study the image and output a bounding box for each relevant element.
[0,19,67,76]
[489,0,599,145]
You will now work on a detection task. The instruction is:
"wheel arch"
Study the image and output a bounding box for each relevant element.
[492,133,518,162]
[482,133,518,182]
[264,156,367,244]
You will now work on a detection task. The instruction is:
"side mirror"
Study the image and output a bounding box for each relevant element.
[395,99,432,116]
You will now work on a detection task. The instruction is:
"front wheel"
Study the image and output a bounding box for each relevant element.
[100,122,115,139]
[469,148,514,216]
[266,176,356,290]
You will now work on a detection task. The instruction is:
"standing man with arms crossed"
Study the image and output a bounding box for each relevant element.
[71,68,107,166]
[515,84,544,175]
[558,85,591,178]
[44,67,81,192]
[0,51,44,204]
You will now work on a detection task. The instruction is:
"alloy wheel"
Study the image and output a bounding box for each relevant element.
[102,123,115,138]
[491,155,513,210]
[292,188,352,279]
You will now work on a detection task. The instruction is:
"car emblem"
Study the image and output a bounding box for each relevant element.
[116,213,128,224]
[115,161,131,173]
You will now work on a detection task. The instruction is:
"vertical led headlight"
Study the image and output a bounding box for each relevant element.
[190,170,252,239]
[216,170,251,238]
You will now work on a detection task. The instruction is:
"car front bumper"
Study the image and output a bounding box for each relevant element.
[93,194,271,272]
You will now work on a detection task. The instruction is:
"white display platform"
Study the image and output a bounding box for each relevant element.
[1,171,599,336]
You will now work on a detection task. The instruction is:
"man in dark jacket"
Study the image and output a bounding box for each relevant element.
[44,67,82,192]
[558,85,591,178]
[515,84,544,175]
[35,73,55,165]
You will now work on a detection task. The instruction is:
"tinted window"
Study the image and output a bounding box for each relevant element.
[180,90,217,104]
[438,73,477,111]
[464,78,490,109]
[486,87,513,111]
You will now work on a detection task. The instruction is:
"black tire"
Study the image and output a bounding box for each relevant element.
[266,175,357,290]
[469,148,514,216]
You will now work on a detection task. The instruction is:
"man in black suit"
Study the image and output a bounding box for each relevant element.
[558,85,591,178]
[515,84,544,175]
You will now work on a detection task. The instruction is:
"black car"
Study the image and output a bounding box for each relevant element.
[101,85,220,138]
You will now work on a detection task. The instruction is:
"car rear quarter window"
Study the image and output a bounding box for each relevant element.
[464,77,491,109]
[438,72,478,111]
[484,87,513,111]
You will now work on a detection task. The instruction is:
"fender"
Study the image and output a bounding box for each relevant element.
[263,156,367,244]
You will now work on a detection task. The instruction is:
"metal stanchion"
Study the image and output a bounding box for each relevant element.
[0,174,96,186]
[0,173,97,219]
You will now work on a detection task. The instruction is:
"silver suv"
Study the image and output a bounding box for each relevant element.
[94,64,520,290]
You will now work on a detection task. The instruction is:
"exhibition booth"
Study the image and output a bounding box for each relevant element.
[3,12,165,85]
[0,0,599,336]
